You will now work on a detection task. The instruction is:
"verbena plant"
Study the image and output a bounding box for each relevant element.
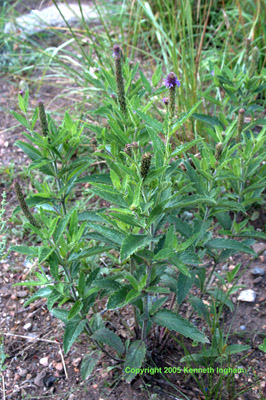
[10,45,263,400]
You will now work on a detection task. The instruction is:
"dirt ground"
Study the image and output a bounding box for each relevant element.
[1,1,266,400]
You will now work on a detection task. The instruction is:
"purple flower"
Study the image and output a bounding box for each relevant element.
[164,72,180,88]
[161,97,169,105]
[211,70,214,76]
[113,44,122,59]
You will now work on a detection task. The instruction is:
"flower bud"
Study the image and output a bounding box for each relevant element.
[124,144,132,157]
[38,102,49,137]
[248,47,260,78]
[113,45,127,116]
[161,97,169,106]
[140,153,152,180]
[164,72,180,120]
[215,142,223,159]
[244,38,251,67]
[14,180,41,228]
[236,108,245,142]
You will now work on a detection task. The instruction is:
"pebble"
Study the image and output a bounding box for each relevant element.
[252,242,266,253]
[238,289,256,302]
[251,267,265,276]
[72,357,81,367]
[18,367,28,377]
[253,277,263,284]
[40,357,49,367]
[34,370,47,387]
[23,322,32,331]
[16,290,28,298]
[55,362,63,371]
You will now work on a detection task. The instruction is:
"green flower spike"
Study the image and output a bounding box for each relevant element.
[14,180,41,229]
[141,153,152,180]
[113,44,127,116]
[38,101,49,137]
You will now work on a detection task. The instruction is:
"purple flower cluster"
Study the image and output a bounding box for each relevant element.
[113,44,122,60]
[164,72,180,88]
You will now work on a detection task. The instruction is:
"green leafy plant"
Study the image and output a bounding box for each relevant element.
[10,45,261,400]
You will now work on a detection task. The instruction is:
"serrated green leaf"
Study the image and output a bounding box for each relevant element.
[152,309,209,343]
[205,239,255,255]
[120,234,154,262]
[46,289,62,310]
[10,245,39,257]
[23,287,53,307]
[125,274,139,291]
[68,300,83,320]
[51,308,69,324]
[124,340,146,382]
[11,111,30,129]
[170,256,191,277]
[139,70,152,93]
[81,350,101,380]
[136,111,163,132]
[88,223,126,246]
[107,286,129,309]
[177,273,194,304]
[153,248,175,260]
[15,140,42,161]
[92,328,124,354]
[38,247,54,264]
[192,113,224,129]
[149,296,168,315]
[68,246,112,261]
[171,138,202,157]
[170,101,202,135]
[125,288,141,304]
[63,317,87,354]
[53,212,73,244]
[151,64,162,87]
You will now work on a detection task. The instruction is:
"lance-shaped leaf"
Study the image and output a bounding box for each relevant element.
[120,234,154,262]
[205,239,255,255]
[124,340,146,382]
[63,317,87,354]
[81,350,102,380]
[152,309,209,343]
[92,328,124,355]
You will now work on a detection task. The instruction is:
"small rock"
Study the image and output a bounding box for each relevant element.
[23,322,32,331]
[40,357,49,367]
[55,362,63,371]
[14,373,21,382]
[253,277,263,284]
[252,242,266,254]
[16,290,28,298]
[72,357,81,367]
[251,267,265,276]
[34,370,47,387]
[43,375,57,388]
[18,367,28,377]
[24,260,33,268]
[240,325,246,331]
[238,289,256,302]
